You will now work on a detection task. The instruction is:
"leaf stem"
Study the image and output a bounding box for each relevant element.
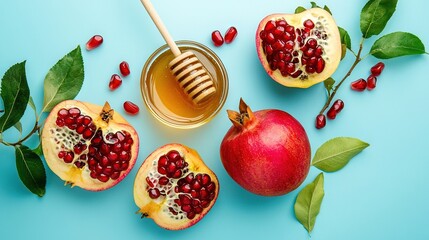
[1,121,41,147]
[319,38,365,114]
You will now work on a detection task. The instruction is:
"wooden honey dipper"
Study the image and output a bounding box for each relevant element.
[140,0,216,104]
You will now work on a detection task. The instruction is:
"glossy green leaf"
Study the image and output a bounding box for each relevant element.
[310,2,319,8]
[295,6,306,14]
[0,61,30,133]
[324,78,335,97]
[15,145,46,197]
[339,27,351,50]
[294,173,325,233]
[370,32,427,59]
[323,5,332,15]
[28,96,37,118]
[312,137,369,172]
[360,0,398,38]
[42,46,84,112]
[14,121,23,136]
[32,143,43,156]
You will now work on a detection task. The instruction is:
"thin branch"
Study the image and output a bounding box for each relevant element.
[319,38,365,114]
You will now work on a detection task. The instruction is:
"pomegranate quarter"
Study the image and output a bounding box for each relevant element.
[220,99,311,196]
[134,143,219,230]
[256,8,341,88]
[41,100,139,191]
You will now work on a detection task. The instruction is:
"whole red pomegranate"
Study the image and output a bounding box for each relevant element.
[256,8,341,88]
[134,143,219,230]
[220,99,311,196]
[41,100,139,191]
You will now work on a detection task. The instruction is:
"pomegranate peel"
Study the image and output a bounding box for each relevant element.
[256,8,341,88]
[220,99,311,196]
[134,143,219,230]
[42,100,139,191]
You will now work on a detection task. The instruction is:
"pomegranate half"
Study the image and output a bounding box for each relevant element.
[133,143,219,230]
[220,99,311,196]
[41,100,139,191]
[256,8,341,88]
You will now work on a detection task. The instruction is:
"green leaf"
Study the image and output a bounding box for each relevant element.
[42,46,84,112]
[323,5,332,15]
[360,0,398,38]
[14,121,23,136]
[297,3,331,15]
[0,61,30,133]
[15,145,46,197]
[294,173,325,234]
[310,2,319,8]
[339,27,352,50]
[312,137,369,172]
[324,78,335,97]
[28,96,37,118]
[370,32,427,59]
[295,6,306,14]
[32,143,43,156]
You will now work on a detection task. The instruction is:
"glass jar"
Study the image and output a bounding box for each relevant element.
[141,40,228,129]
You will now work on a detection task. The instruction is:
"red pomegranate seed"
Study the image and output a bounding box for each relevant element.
[367,75,377,90]
[303,19,315,29]
[86,35,103,51]
[159,176,169,185]
[350,78,367,91]
[315,114,326,129]
[211,30,224,47]
[224,26,238,44]
[119,61,130,77]
[370,62,385,77]
[327,99,344,120]
[123,101,139,115]
[148,188,161,199]
[109,74,122,90]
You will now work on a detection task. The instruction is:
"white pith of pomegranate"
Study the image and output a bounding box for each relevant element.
[220,99,311,196]
[134,144,219,230]
[256,8,341,88]
[42,100,139,191]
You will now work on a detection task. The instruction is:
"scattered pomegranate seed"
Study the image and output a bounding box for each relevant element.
[350,78,367,91]
[367,75,377,90]
[86,35,103,51]
[211,30,224,47]
[315,114,326,129]
[109,74,122,90]
[123,101,139,115]
[119,61,130,77]
[327,99,344,120]
[370,62,385,77]
[224,26,238,44]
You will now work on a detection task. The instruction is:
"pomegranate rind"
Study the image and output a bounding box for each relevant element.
[256,8,341,88]
[41,100,139,191]
[133,143,219,230]
[220,108,311,196]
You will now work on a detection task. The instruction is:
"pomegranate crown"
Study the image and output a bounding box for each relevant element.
[227,98,254,128]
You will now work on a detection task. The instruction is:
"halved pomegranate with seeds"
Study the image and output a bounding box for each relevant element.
[41,100,139,191]
[133,143,219,230]
[256,8,341,88]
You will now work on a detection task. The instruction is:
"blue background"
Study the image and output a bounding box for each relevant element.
[1,0,428,239]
